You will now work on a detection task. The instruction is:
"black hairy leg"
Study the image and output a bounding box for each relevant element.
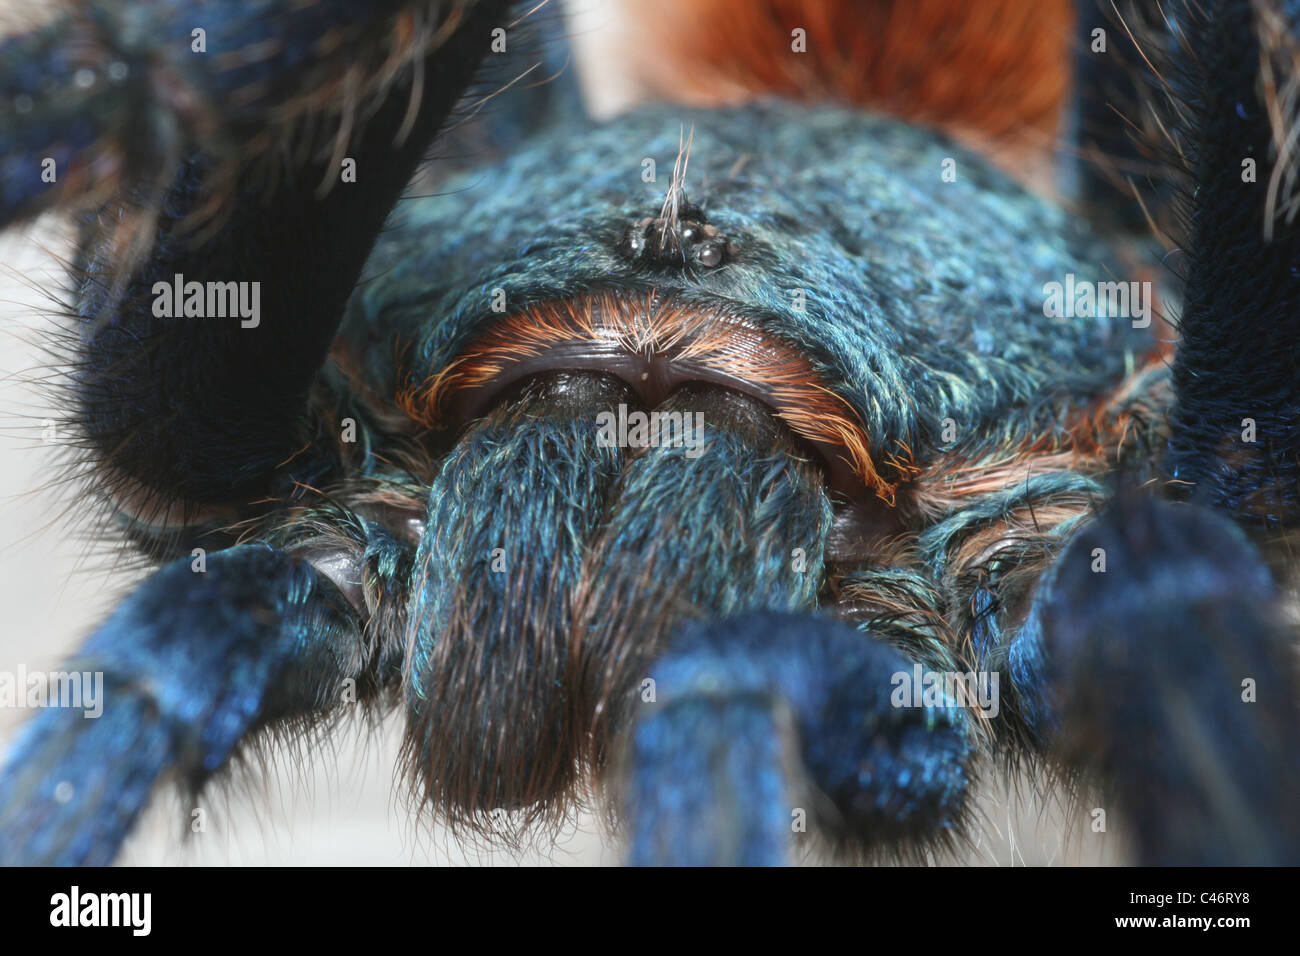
[2,0,512,528]
[1160,0,1300,524]
[1069,0,1166,233]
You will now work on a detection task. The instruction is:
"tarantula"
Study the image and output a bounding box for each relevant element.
[1,0,1298,866]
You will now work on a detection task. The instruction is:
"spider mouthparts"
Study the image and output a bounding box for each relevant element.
[399,290,907,505]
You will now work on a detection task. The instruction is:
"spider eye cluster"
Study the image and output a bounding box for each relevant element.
[618,214,730,269]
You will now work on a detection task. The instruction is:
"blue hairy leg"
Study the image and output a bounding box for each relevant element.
[1005,495,1300,864]
[0,545,368,865]
[624,612,971,866]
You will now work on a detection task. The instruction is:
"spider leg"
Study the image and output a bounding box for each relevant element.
[0,544,378,865]
[0,0,513,514]
[1006,494,1300,864]
[1161,0,1300,524]
[1070,0,1163,233]
[622,612,972,866]
[0,0,512,224]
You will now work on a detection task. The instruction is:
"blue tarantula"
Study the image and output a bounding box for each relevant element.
[1,0,1298,866]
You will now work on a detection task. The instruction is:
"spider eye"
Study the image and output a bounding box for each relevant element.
[696,240,724,267]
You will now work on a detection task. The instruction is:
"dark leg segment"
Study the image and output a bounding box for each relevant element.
[1069,0,1164,232]
[2,1,516,509]
[1008,495,1300,864]
[1164,0,1300,524]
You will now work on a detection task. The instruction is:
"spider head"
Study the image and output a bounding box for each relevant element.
[326,99,1151,830]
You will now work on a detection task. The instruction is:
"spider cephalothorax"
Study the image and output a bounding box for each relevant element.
[1,0,1298,866]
